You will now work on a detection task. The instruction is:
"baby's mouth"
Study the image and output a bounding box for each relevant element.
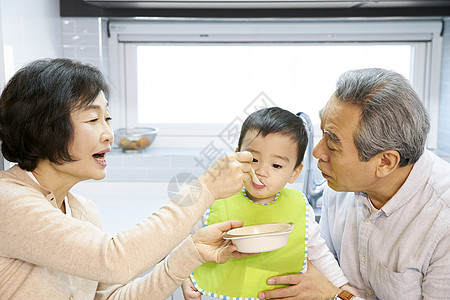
[250,168,263,185]
[252,181,265,189]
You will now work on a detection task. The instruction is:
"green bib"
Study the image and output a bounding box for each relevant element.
[191,188,307,299]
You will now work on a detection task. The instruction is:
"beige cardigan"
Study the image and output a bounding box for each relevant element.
[0,166,214,299]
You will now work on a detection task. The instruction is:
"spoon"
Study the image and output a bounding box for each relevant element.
[249,168,263,185]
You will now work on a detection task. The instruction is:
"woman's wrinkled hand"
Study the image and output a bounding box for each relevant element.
[192,220,255,264]
[199,152,253,200]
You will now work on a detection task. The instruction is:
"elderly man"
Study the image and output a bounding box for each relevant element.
[258,68,450,300]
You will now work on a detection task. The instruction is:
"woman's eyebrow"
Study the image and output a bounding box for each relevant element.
[84,104,101,110]
[324,130,341,146]
[82,103,109,111]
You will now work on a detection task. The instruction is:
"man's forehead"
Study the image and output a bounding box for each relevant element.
[319,101,334,123]
[322,96,363,141]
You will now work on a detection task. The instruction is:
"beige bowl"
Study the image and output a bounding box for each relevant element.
[223,222,294,253]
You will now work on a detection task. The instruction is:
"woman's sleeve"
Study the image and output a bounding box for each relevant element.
[95,236,204,300]
[191,212,207,234]
[0,180,214,284]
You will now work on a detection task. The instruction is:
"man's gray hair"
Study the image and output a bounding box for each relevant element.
[335,68,430,167]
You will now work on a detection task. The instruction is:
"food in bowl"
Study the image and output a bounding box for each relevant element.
[115,127,158,152]
[223,222,294,253]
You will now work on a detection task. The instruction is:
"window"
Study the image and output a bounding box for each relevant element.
[109,19,442,148]
[134,43,411,125]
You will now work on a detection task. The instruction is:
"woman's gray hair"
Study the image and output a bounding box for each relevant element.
[335,68,430,167]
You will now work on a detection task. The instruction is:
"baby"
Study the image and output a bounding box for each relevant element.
[183,107,356,299]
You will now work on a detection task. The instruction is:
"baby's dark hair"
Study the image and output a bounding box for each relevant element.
[0,58,109,171]
[237,107,308,168]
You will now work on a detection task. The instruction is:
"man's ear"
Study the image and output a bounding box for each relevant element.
[288,163,303,184]
[375,150,400,177]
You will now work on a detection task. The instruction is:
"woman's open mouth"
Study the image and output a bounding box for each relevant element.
[93,152,107,166]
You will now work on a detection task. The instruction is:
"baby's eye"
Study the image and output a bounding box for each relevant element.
[252,158,258,163]
[106,117,112,123]
[89,118,99,123]
[272,164,282,169]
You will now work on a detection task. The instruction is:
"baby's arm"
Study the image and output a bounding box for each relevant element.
[181,278,202,300]
[306,204,356,292]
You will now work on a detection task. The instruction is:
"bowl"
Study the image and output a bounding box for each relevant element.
[114,127,159,152]
[223,222,294,253]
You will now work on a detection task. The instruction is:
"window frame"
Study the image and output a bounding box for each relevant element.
[108,18,443,149]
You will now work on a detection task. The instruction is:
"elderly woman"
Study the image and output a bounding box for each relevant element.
[0,58,253,299]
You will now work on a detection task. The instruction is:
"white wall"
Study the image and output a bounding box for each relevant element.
[0,2,4,88]
[0,2,4,170]
[438,18,450,156]
[0,0,61,170]
[0,0,61,81]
